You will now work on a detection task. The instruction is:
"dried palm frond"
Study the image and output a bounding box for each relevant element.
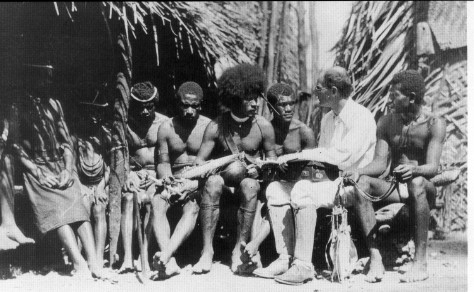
[333,1,467,232]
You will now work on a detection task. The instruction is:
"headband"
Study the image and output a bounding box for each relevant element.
[131,86,157,103]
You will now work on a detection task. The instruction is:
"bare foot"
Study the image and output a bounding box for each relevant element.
[0,233,19,251]
[0,225,35,245]
[242,240,258,258]
[365,258,385,283]
[231,247,257,275]
[151,253,180,280]
[192,251,213,274]
[118,259,135,274]
[71,264,93,280]
[399,262,428,283]
[91,268,118,284]
[134,257,151,273]
[165,257,180,277]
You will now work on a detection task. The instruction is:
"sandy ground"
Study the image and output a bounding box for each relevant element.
[0,232,466,292]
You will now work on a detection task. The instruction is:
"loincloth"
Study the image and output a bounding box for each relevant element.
[157,165,200,206]
[126,168,157,198]
[23,160,89,235]
[80,182,108,208]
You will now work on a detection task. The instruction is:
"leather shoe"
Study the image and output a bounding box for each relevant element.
[253,258,289,279]
[274,261,314,285]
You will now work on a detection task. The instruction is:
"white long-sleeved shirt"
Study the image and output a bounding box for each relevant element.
[279,99,376,171]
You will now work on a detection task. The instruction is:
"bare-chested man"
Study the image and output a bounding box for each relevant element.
[11,64,107,279]
[150,81,210,279]
[192,64,277,274]
[343,70,446,283]
[241,83,316,278]
[120,81,169,272]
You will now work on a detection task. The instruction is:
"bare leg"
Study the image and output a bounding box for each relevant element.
[231,178,259,274]
[400,177,433,283]
[76,221,102,276]
[141,204,151,272]
[152,195,171,255]
[151,195,177,278]
[245,214,271,258]
[243,200,267,267]
[155,199,199,279]
[0,154,34,245]
[57,224,90,276]
[119,192,134,272]
[353,176,393,282]
[253,205,292,278]
[92,203,107,267]
[193,175,223,274]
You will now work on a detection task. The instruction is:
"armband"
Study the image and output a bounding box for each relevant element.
[157,152,170,164]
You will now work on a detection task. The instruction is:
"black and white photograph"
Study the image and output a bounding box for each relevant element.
[0,2,469,291]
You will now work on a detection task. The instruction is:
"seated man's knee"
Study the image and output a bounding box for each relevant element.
[353,176,372,202]
[202,175,224,203]
[408,176,428,198]
[290,180,316,209]
[357,175,372,192]
[183,200,200,216]
[240,178,260,201]
[266,181,291,206]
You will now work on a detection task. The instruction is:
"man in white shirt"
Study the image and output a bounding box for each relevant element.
[272,66,376,285]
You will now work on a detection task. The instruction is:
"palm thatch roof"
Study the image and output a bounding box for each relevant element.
[333,1,467,231]
[56,2,262,82]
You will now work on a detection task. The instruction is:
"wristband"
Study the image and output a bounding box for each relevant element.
[157,152,171,164]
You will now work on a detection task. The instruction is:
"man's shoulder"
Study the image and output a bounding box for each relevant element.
[154,112,170,123]
[197,115,212,125]
[289,118,310,132]
[254,115,272,127]
[351,100,372,116]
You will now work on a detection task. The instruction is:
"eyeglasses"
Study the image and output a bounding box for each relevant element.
[314,84,326,92]
[179,102,201,109]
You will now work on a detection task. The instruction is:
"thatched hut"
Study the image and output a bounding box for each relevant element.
[0,1,266,266]
[333,1,467,232]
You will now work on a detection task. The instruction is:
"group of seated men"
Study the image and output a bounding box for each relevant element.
[0,62,445,285]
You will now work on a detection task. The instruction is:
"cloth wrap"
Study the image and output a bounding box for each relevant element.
[23,160,89,235]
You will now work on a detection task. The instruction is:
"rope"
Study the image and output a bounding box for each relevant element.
[343,177,398,202]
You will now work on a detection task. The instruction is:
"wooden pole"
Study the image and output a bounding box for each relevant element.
[275,1,288,82]
[258,1,269,69]
[267,1,279,85]
[297,1,308,92]
[309,1,319,85]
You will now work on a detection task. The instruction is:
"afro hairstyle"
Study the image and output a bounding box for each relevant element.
[131,81,159,102]
[217,64,267,110]
[266,83,295,105]
[177,81,203,100]
[391,70,425,104]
